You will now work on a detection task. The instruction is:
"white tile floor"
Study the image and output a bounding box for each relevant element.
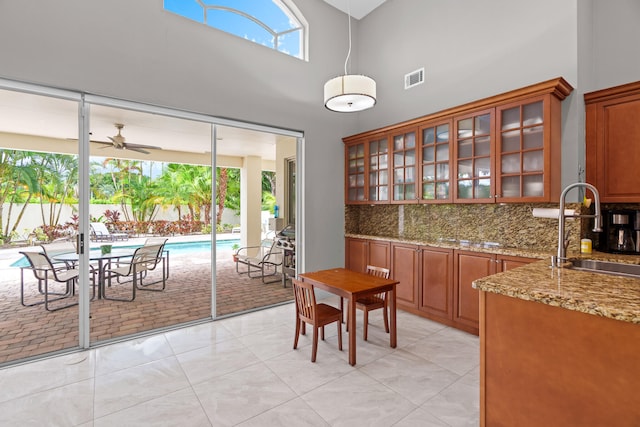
[0,296,479,426]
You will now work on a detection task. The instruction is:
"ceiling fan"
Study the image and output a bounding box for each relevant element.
[94,123,161,154]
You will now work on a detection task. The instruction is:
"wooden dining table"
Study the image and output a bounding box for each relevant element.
[298,268,399,366]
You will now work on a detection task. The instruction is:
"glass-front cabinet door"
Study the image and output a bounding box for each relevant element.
[368,136,389,203]
[454,109,494,203]
[496,98,546,201]
[346,141,366,203]
[345,132,390,204]
[420,120,452,202]
[392,128,418,202]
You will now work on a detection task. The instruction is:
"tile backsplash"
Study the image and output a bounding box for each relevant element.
[345,203,588,253]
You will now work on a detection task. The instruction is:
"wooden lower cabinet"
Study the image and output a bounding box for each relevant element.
[420,247,453,320]
[390,242,419,308]
[345,237,390,273]
[454,251,496,334]
[496,253,535,272]
[480,292,640,427]
[345,237,536,334]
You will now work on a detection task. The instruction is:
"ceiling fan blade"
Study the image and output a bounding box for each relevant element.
[126,146,151,154]
[91,141,114,149]
[124,142,162,150]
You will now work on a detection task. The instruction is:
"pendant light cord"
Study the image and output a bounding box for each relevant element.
[344,1,352,75]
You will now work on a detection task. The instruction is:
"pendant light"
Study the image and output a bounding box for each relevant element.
[323,2,376,112]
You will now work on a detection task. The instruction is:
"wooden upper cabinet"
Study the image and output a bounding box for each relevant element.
[344,77,573,204]
[420,120,453,203]
[453,109,495,203]
[345,141,366,204]
[344,132,389,204]
[391,127,419,203]
[585,81,640,202]
[495,94,563,202]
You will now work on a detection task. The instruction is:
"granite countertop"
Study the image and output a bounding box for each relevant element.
[473,258,640,324]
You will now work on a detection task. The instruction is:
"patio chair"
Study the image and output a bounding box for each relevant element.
[346,265,391,341]
[19,251,81,311]
[138,237,169,286]
[90,222,129,242]
[40,241,77,269]
[234,238,283,284]
[102,243,166,302]
[292,278,343,362]
[40,240,101,281]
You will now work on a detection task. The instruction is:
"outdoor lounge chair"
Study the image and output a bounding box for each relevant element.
[234,238,283,284]
[90,222,129,242]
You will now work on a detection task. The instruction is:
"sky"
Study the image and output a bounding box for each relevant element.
[163,0,301,57]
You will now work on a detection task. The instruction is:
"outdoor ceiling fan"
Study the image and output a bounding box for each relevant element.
[94,123,161,154]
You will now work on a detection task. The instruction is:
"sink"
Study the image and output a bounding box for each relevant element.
[569,259,640,278]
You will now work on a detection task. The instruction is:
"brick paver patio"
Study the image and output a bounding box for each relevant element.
[0,244,294,365]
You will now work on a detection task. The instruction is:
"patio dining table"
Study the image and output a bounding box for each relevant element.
[54,248,136,299]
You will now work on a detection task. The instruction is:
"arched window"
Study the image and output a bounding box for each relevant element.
[164,0,308,60]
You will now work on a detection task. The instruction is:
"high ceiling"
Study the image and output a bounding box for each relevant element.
[0,88,292,162]
[0,1,386,159]
[322,0,386,20]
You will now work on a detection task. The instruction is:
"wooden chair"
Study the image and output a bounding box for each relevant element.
[347,265,391,341]
[292,278,342,362]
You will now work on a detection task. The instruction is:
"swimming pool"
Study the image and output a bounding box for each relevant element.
[10,238,240,268]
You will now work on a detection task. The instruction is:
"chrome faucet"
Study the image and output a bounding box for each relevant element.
[553,182,603,267]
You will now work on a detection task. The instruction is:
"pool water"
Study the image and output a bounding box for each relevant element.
[10,239,239,268]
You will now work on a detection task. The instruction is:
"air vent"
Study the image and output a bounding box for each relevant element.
[404,68,424,89]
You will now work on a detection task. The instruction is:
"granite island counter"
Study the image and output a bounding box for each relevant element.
[472,256,640,427]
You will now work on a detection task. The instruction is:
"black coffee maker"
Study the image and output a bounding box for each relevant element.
[599,210,637,254]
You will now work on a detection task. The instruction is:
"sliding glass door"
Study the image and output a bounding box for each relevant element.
[86,102,215,345]
[0,87,83,364]
[0,80,301,366]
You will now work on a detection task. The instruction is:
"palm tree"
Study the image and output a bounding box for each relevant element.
[0,150,41,239]
[101,158,143,221]
[34,153,78,227]
[156,163,191,222]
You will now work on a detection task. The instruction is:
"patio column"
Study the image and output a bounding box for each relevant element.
[240,155,263,251]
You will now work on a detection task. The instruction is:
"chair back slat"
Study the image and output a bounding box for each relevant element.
[366,265,390,300]
[292,278,316,323]
[366,265,390,279]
